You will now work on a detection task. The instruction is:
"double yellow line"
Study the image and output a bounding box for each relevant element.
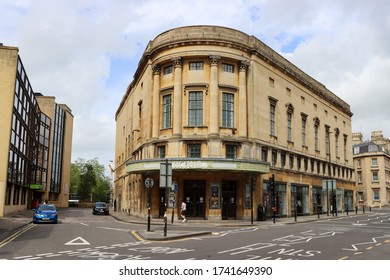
[0,223,36,249]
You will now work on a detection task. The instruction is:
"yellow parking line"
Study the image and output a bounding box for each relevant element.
[366,246,373,250]
[354,251,363,255]
[375,243,382,246]
[339,256,349,260]
[131,230,143,241]
[0,224,36,248]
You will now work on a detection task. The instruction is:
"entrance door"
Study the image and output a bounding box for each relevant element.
[184,181,205,219]
[222,181,236,220]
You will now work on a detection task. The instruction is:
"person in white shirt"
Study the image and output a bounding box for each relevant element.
[180,201,187,222]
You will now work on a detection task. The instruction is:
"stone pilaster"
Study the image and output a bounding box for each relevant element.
[172,57,183,138]
[152,65,161,139]
[209,55,220,137]
[238,60,250,138]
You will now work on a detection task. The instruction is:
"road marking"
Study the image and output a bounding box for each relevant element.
[65,237,90,245]
[131,230,144,241]
[354,252,363,255]
[339,256,349,260]
[0,224,36,248]
[80,222,89,226]
[97,226,129,232]
[366,246,373,250]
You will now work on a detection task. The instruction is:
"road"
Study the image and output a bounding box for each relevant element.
[0,207,389,260]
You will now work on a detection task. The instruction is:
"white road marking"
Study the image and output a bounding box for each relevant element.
[65,237,90,245]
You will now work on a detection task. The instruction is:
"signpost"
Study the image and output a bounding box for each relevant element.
[160,160,172,237]
[145,177,154,232]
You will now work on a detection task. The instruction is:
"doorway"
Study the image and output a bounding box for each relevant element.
[222,181,236,220]
[184,181,205,219]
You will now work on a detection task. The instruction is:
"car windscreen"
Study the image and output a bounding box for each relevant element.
[95,203,106,207]
[38,205,56,211]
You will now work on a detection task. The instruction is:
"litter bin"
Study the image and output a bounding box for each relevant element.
[257,205,266,221]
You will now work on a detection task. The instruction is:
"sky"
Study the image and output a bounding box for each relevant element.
[1,0,390,174]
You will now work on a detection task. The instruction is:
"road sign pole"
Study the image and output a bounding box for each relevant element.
[164,159,168,237]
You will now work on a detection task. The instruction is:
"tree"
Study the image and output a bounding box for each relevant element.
[70,158,111,202]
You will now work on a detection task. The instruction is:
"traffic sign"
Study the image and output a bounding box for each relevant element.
[145,177,154,188]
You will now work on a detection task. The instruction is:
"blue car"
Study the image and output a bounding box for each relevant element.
[33,204,58,224]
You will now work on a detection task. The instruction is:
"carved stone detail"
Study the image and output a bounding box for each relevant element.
[171,57,183,68]
[209,55,221,66]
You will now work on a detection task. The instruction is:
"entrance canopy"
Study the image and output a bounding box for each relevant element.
[126,158,269,174]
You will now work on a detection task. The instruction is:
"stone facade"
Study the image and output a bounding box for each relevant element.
[353,131,390,207]
[114,26,355,220]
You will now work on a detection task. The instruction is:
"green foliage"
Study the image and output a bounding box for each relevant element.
[70,157,111,202]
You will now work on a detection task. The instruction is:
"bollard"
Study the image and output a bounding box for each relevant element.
[363,205,365,214]
[355,206,358,214]
[346,208,349,216]
[369,206,371,212]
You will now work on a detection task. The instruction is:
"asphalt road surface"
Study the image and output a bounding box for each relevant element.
[0,207,389,260]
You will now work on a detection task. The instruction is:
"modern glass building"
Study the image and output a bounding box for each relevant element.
[0,44,73,217]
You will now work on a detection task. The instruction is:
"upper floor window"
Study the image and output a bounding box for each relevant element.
[162,94,172,129]
[269,97,278,137]
[286,104,294,143]
[301,114,307,147]
[373,189,380,201]
[271,150,277,167]
[287,112,292,142]
[371,158,378,166]
[226,145,237,159]
[222,93,234,128]
[158,146,166,158]
[314,118,320,151]
[187,144,201,158]
[163,65,173,75]
[222,63,234,73]
[372,171,379,181]
[357,171,362,183]
[188,91,203,126]
[189,61,203,70]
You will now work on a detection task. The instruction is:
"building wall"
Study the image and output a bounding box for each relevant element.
[0,45,73,217]
[354,131,390,207]
[114,26,355,220]
[0,46,19,217]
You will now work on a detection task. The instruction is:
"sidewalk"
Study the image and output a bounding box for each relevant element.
[0,207,371,243]
[108,209,360,241]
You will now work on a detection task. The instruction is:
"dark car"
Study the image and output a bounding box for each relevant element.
[33,204,58,224]
[92,202,109,215]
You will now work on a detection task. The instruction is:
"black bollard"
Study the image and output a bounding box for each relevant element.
[355,206,358,214]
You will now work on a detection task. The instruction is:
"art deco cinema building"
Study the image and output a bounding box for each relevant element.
[114,26,355,220]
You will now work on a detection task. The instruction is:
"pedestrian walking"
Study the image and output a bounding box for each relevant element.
[181,200,187,222]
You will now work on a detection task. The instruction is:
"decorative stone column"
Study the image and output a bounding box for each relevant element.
[172,57,183,138]
[152,65,161,139]
[209,55,220,137]
[238,60,250,138]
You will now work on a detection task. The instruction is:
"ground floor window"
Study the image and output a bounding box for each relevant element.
[5,183,12,205]
[344,190,353,210]
[263,183,286,218]
[312,186,322,213]
[373,188,380,201]
[291,185,309,215]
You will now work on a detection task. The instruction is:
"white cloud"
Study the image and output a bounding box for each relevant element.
[1,0,390,170]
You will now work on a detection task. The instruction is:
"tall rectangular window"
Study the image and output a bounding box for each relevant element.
[301,115,307,146]
[162,94,172,129]
[314,125,319,150]
[372,171,379,181]
[187,144,201,158]
[373,189,380,201]
[270,104,275,136]
[222,93,234,128]
[188,91,203,126]
[344,135,348,160]
[158,146,166,158]
[287,112,292,142]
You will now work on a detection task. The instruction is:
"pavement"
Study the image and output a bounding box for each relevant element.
[0,207,371,243]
